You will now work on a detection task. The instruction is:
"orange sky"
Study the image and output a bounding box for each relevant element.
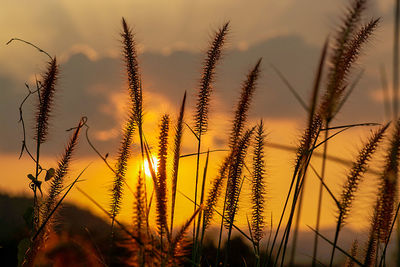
[0,0,397,236]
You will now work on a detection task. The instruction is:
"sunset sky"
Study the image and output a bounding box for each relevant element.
[0,0,398,234]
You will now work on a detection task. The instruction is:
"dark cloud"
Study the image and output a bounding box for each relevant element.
[0,76,25,153]
[0,34,385,157]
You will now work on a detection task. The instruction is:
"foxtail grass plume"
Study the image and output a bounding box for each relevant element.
[155,114,170,236]
[319,0,374,122]
[364,121,400,266]
[364,201,380,266]
[133,170,146,240]
[110,114,136,227]
[334,18,380,98]
[229,59,262,150]
[203,159,229,229]
[344,240,358,267]
[295,115,322,167]
[251,120,266,243]
[35,58,58,144]
[42,118,85,225]
[194,22,229,136]
[121,17,143,125]
[339,123,389,224]
[169,207,202,265]
[376,120,400,242]
[329,123,388,266]
[225,127,255,226]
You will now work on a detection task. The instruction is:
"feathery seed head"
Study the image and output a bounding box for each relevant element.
[225,127,255,226]
[203,158,230,229]
[320,0,377,123]
[194,22,229,136]
[229,58,262,150]
[376,120,400,241]
[344,239,358,267]
[339,123,389,224]
[121,17,143,125]
[42,117,84,229]
[110,113,136,221]
[133,170,146,239]
[155,114,170,235]
[295,115,322,167]
[251,120,266,243]
[35,58,58,145]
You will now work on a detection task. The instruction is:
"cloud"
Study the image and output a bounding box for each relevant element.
[0,34,386,157]
[0,75,25,153]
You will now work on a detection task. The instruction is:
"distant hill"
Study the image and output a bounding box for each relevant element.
[0,193,112,266]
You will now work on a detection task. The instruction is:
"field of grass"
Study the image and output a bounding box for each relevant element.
[2,0,400,266]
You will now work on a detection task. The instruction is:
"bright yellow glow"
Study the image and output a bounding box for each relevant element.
[144,155,158,177]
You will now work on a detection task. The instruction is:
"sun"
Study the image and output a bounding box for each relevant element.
[144,155,158,177]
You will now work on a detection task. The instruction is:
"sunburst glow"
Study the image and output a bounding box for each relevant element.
[144,155,158,177]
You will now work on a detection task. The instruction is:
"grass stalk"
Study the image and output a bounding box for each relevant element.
[170,92,186,234]
[194,150,210,264]
[312,125,328,266]
[193,22,229,245]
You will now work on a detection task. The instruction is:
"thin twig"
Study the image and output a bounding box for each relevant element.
[84,124,135,196]
[6,38,52,60]
[307,226,363,266]
[184,122,199,141]
[310,164,341,209]
[180,149,227,158]
[321,122,380,131]
[18,84,40,161]
[270,64,308,111]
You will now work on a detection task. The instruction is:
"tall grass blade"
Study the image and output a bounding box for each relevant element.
[270,64,308,111]
[380,65,391,120]
[171,92,186,233]
[307,226,363,266]
[290,38,328,265]
[194,150,210,264]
